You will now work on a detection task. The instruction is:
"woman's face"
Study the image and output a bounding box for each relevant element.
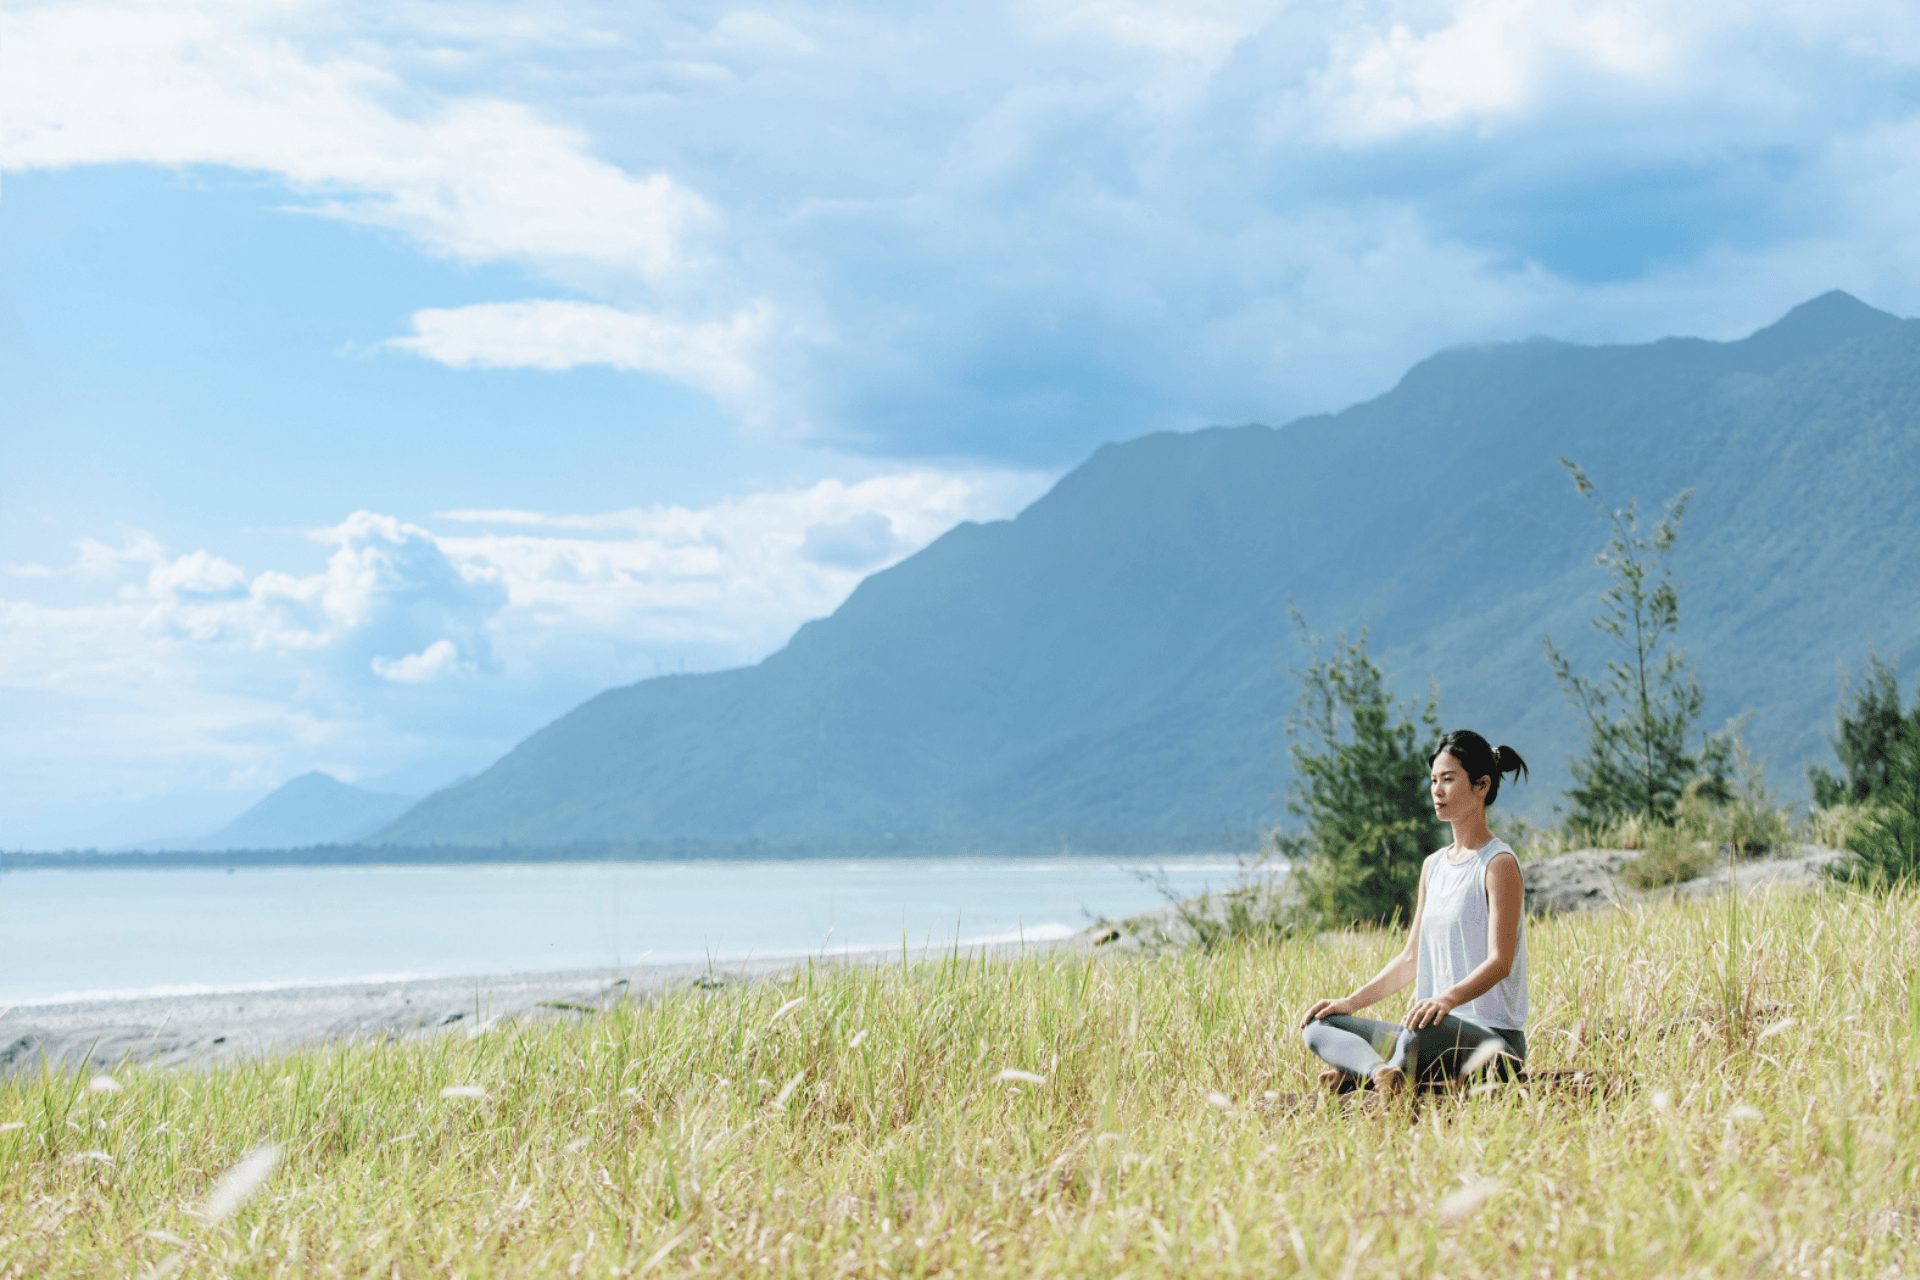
[1429,751,1488,820]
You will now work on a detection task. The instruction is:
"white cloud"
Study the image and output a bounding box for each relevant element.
[389,299,773,419]
[1309,0,1678,142]
[0,468,1053,846]
[373,639,469,684]
[0,0,709,282]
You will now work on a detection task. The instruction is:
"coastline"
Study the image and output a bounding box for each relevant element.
[0,933,1092,1081]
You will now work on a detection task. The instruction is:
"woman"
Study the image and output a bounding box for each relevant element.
[1300,730,1530,1094]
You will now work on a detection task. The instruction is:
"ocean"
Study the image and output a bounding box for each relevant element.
[0,855,1253,1004]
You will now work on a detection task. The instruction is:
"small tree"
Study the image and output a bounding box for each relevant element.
[1285,608,1444,929]
[1545,459,1723,831]
[1808,653,1917,806]
[1828,728,1920,888]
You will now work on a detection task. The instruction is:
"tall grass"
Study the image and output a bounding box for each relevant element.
[4,887,1918,1277]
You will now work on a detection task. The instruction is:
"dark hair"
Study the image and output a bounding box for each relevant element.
[1428,730,1529,807]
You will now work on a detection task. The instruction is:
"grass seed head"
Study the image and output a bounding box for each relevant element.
[992,1069,1047,1085]
[440,1085,487,1100]
[1437,1177,1501,1224]
[1458,1037,1509,1080]
[203,1143,282,1225]
[86,1075,121,1094]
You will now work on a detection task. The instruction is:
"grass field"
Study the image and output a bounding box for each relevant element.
[3,885,1917,1278]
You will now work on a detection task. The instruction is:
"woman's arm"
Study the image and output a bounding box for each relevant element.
[1299,855,1432,1026]
[1401,850,1523,1028]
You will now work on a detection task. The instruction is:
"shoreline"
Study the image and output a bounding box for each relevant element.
[0,934,1093,1082]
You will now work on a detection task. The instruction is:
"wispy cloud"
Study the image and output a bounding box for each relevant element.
[0,0,709,283]
[0,468,1052,845]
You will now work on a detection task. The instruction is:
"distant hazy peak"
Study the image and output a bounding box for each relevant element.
[195,770,417,851]
[1726,290,1900,373]
[276,770,401,799]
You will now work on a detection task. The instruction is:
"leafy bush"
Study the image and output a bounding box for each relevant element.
[1283,610,1444,929]
[1619,823,1715,889]
[1691,734,1792,856]
[1808,652,1920,807]
[1618,741,1791,887]
[1806,799,1881,852]
[1828,728,1920,888]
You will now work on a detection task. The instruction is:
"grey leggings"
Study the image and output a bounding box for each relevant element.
[1303,1013,1527,1087]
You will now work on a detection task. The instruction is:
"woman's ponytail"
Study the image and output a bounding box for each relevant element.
[1430,732,1530,806]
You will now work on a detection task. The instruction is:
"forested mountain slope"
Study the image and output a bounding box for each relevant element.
[380,291,1918,849]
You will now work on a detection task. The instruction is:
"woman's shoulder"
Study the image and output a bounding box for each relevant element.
[1483,838,1524,878]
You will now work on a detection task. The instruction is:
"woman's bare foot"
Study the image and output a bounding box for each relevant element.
[1370,1065,1407,1097]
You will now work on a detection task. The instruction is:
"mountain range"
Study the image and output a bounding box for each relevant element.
[368,290,1918,852]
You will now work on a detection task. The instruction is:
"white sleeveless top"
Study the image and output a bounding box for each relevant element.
[1414,838,1527,1031]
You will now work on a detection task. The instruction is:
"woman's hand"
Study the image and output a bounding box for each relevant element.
[1300,997,1356,1028]
[1403,994,1458,1029]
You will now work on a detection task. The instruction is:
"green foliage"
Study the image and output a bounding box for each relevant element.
[1808,653,1920,807]
[1618,819,1715,890]
[1806,799,1881,852]
[1828,728,1920,888]
[1284,609,1444,929]
[1618,737,1792,888]
[1545,459,1723,830]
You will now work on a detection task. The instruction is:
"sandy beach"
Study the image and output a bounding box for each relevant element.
[0,935,1095,1081]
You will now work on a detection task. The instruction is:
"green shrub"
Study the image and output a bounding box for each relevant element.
[1828,728,1920,887]
[1619,826,1715,889]
[1282,610,1444,930]
[1808,653,1919,807]
[1806,799,1880,852]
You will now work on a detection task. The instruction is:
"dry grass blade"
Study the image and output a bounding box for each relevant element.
[202,1143,282,1225]
[773,1069,808,1108]
[771,996,806,1024]
[1436,1177,1501,1224]
[1457,1037,1509,1081]
[1757,1016,1796,1041]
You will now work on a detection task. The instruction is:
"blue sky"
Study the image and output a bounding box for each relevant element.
[4,0,1920,846]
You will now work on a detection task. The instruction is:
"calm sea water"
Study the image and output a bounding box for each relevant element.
[0,856,1248,1004]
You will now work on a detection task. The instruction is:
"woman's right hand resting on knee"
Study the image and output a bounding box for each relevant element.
[1299,997,1356,1026]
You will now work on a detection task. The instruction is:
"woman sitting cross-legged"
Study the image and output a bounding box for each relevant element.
[1299,730,1530,1095]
